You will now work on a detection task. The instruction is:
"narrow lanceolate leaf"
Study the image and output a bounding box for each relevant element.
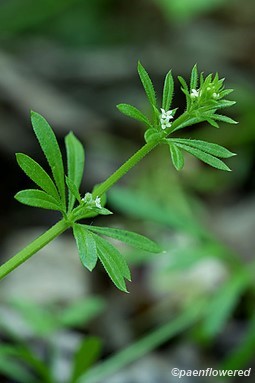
[206,118,219,128]
[219,89,233,98]
[212,114,238,124]
[65,132,85,212]
[178,76,191,110]
[216,100,236,109]
[15,189,63,211]
[162,70,174,111]
[93,234,131,292]
[137,61,157,107]
[31,111,66,208]
[174,143,231,171]
[168,142,184,171]
[73,224,98,271]
[171,116,205,133]
[83,225,161,253]
[16,153,60,202]
[71,337,102,383]
[190,64,198,90]
[117,104,152,128]
[65,176,82,204]
[200,72,204,86]
[178,76,189,91]
[171,139,236,158]
[201,271,250,339]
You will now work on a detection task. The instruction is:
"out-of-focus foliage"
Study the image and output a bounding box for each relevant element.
[0,297,104,383]
[156,0,229,22]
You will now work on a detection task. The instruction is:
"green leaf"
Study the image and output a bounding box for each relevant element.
[0,348,34,383]
[171,139,236,158]
[15,189,63,211]
[83,225,161,253]
[65,132,85,212]
[93,234,131,292]
[109,187,202,236]
[9,299,58,336]
[117,104,152,128]
[221,311,255,370]
[171,116,205,133]
[178,76,191,110]
[71,337,102,383]
[79,303,204,383]
[174,143,231,171]
[162,70,174,111]
[178,76,188,91]
[201,271,250,339]
[12,346,52,383]
[206,118,219,128]
[31,111,66,208]
[200,72,204,86]
[137,61,157,107]
[59,297,105,328]
[212,113,238,124]
[92,207,113,216]
[219,89,233,98]
[203,73,212,89]
[144,128,162,143]
[66,176,82,205]
[216,100,236,109]
[16,153,60,202]
[190,64,198,90]
[168,142,184,171]
[73,224,98,271]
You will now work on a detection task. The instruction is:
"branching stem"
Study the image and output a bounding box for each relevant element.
[0,219,70,280]
[0,112,190,280]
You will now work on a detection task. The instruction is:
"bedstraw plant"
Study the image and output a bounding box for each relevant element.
[0,63,237,292]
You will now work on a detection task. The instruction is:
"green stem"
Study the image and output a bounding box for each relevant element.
[93,112,191,198]
[92,140,158,198]
[0,219,70,280]
[0,112,191,280]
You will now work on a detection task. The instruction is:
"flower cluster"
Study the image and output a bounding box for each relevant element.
[190,89,200,98]
[82,193,102,209]
[190,87,220,100]
[160,108,174,130]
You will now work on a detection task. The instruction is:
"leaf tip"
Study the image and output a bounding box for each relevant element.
[30,110,39,119]
[14,192,19,200]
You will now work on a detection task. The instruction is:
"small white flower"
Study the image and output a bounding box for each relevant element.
[190,89,200,98]
[95,196,102,208]
[82,193,102,209]
[161,121,172,130]
[82,193,93,204]
[160,108,174,130]
[160,108,174,120]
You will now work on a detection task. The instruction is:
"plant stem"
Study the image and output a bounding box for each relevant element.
[93,112,190,198]
[0,219,70,280]
[92,140,158,198]
[0,112,191,280]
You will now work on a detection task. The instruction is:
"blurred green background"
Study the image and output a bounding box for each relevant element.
[0,0,255,382]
